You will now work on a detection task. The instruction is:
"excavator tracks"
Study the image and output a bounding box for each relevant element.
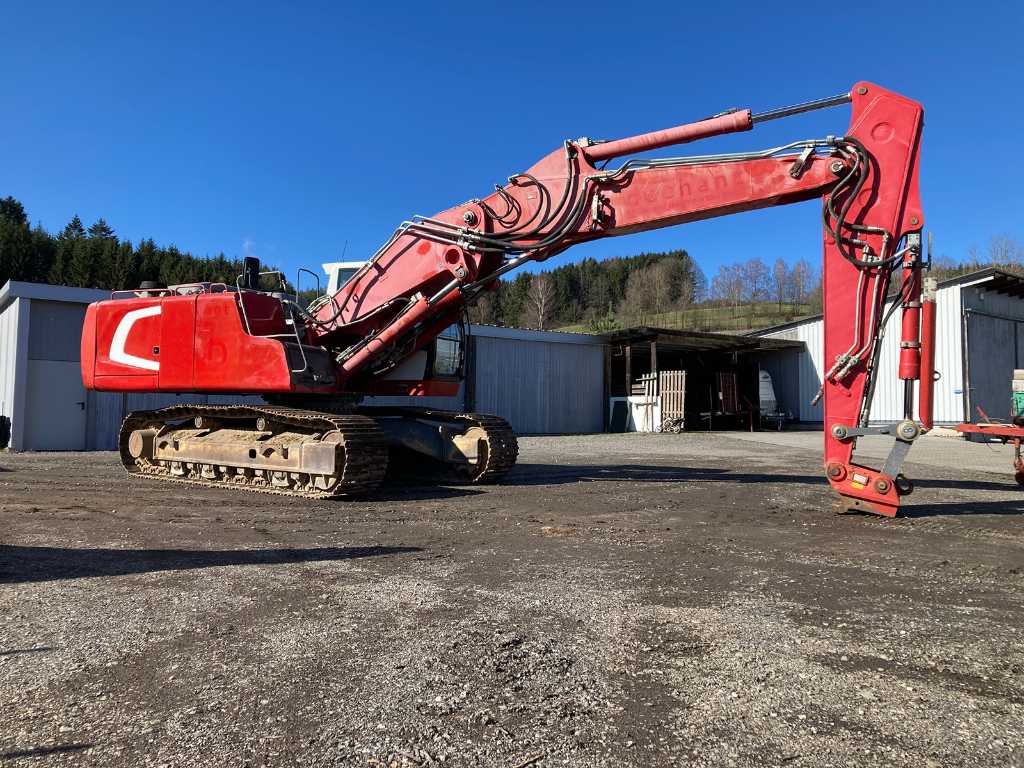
[394,409,519,484]
[117,405,518,499]
[118,405,389,499]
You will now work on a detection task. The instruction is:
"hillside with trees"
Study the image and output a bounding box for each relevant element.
[468,250,822,332]
[471,236,1024,333]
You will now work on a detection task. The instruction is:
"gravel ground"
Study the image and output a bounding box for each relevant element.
[1,431,1022,767]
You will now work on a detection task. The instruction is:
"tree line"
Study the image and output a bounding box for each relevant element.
[0,195,255,291]
[476,234,1024,332]
[469,250,706,330]
[468,250,821,331]
[4,193,1021,334]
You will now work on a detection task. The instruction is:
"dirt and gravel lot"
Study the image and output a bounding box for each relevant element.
[1,431,1022,767]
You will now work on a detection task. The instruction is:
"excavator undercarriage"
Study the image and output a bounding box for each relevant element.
[119,404,518,498]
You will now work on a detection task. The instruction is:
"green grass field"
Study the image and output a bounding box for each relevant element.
[556,302,817,334]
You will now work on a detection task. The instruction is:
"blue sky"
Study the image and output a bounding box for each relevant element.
[3,1,1020,283]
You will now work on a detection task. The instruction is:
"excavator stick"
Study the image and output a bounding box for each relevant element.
[819,84,926,516]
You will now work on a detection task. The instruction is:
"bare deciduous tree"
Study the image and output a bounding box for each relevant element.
[520,273,555,329]
[467,293,497,325]
[738,257,769,303]
[711,264,745,315]
[772,258,788,311]
[619,262,676,323]
[788,258,813,305]
[988,235,1023,264]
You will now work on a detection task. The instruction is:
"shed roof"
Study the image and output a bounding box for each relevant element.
[0,280,110,314]
[601,326,801,352]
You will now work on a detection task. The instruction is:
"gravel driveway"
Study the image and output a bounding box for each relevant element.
[1,432,1022,767]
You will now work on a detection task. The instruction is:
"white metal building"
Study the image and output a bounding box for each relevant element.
[0,280,605,451]
[752,268,1024,425]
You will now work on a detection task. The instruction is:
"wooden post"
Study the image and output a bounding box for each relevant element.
[603,344,611,431]
[463,335,477,412]
[625,344,632,395]
[650,339,658,375]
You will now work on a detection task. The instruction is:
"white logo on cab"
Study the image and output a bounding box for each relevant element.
[110,305,161,371]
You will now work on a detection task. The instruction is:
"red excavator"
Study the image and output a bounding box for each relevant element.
[80,81,930,517]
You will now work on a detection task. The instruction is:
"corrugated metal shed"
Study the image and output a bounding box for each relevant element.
[470,325,605,434]
[751,268,1024,425]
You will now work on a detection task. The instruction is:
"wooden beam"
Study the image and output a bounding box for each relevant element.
[625,344,632,395]
[463,335,477,412]
[603,345,611,431]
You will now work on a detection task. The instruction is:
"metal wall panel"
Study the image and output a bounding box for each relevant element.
[756,348,802,420]
[960,284,1024,422]
[0,298,31,448]
[87,392,125,450]
[864,283,964,424]
[362,389,463,411]
[28,300,88,361]
[24,360,87,450]
[472,336,604,434]
[964,313,1016,421]
[0,299,22,447]
[758,281,967,424]
[933,283,965,423]
[757,320,825,422]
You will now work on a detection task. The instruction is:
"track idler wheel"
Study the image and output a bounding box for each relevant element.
[894,473,914,496]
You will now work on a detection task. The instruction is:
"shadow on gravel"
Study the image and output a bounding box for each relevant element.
[899,499,1024,518]
[509,463,1024,494]
[506,463,822,486]
[0,545,422,584]
[0,646,53,657]
[0,744,93,760]
[912,477,1023,492]
[364,484,485,501]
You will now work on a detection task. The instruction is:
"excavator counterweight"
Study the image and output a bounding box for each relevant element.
[81,82,928,515]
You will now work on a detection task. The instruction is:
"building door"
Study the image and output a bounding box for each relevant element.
[965,313,1019,423]
[24,360,87,450]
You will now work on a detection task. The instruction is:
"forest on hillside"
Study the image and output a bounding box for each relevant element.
[472,236,1024,331]
[1,194,1020,333]
[0,196,254,291]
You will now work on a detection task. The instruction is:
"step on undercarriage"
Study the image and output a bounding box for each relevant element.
[118,405,518,499]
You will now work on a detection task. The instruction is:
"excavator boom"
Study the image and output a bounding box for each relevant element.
[81,82,928,514]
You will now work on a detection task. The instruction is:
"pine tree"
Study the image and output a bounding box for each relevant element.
[66,237,93,287]
[31,225,55,282]
[87,218,115,241]
[62,215,86,240]
[136,239,160,283]
[110,240,138,289]
[48,245,67,285]
[0,196,27,226]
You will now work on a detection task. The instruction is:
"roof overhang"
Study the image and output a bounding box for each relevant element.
[601,326,802,353]
[0,280,110,314]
